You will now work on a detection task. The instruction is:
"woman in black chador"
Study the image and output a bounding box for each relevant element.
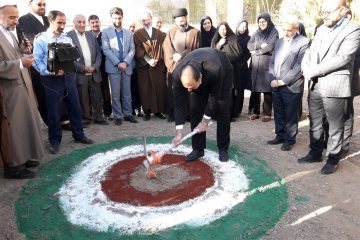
[200,15,216,48]
[235,19,252,116]
[211,21,242,121]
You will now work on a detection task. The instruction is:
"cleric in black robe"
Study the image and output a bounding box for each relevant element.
[171,48,233,162]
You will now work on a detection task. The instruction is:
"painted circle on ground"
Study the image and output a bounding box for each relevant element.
[101,154,215,206]
[16,137,288,240]
[57,144,248,233]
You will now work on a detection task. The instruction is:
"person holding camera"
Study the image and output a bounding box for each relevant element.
[33,10,94,154]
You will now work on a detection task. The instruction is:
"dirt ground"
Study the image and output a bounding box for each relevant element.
[1,90,360,240]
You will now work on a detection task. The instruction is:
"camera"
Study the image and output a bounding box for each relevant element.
[47,43,80,73]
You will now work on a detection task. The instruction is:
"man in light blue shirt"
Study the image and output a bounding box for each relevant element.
[33,10,94,154]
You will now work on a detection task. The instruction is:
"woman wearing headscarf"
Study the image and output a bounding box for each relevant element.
[200,16,216,48]
[235,19,252,116]
[298,22,307,37]
[247,12,279,122]
[211,21,242,121]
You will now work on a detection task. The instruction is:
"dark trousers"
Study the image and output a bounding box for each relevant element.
[166,72,174,118]
[130,70,141,112]
[272,89,300,144]
[308,85,348,165]
[43,74,85,145]
[167,72,190,119]
[190,91,230,152]
[248,91,256,114]
[77,76,104,121]
[100,70,112,117]
[30,66,48,124]
[251,91,272,116]
[231,79,244,118]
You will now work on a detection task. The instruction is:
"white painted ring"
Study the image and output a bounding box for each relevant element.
[58,144,249,233]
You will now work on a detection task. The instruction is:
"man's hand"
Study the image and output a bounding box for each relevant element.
[218,38,226,47]
[270,80,278,88]
[261,43,268,48]
[172,53,182,62]
[149,59,158,67]
[195,119,209,133]
[302,69,314,81]
[21,54,34,68]
[51,69,64,76]
[118,62,127,71]
[84,66,95,73]
[172,129,183,147]
[20,39,32,53]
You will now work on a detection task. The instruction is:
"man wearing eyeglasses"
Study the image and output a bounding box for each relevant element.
[16,0,49,126]
[298,0,360,174]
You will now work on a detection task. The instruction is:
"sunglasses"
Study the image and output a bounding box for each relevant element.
[36,3,46,7]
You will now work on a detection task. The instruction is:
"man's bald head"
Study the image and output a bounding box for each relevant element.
[180,64,202,92]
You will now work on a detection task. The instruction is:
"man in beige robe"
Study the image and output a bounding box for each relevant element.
[0,3,45,179]
[134,10,167,121]
[163,8,201,122]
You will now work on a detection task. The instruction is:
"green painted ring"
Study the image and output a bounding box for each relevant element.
[16,136,288,239]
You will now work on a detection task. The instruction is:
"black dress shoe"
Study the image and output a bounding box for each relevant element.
[83,119,91,124]
[185,150,204,162]
[320,163,338,174]
[143,114,151,121]
[75,137,94,144]
[167,116,174,122]
[124,116,138,123]
[154,113,166,119]
[49,144,60,154]
[114,119,122,126]
[94,119,109,125]
[25,160,40,168]
[61,123,72,131]
[267,138,284,145]
[219,150,229,162]
[4,168,35,179]
[281,142,293,151]
[297,153,322,164]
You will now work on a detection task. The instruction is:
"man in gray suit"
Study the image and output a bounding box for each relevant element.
[298,0,360,174]
[267,15,310,151]
[67,15,108,125]
[101,7,138,125]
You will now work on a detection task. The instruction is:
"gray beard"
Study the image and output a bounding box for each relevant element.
[178,25,186,32]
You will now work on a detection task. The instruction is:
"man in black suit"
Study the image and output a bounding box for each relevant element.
[171,48,232,162]
[88,14,112,119]
[16,0,49,124]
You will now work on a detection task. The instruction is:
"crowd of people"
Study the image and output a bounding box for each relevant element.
[0,0,359,179]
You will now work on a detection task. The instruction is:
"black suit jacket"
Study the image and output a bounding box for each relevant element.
[16,13,49,44]
[172,48,233,125]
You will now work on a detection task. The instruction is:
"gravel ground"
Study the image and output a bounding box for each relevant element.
[1,90,360,240]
